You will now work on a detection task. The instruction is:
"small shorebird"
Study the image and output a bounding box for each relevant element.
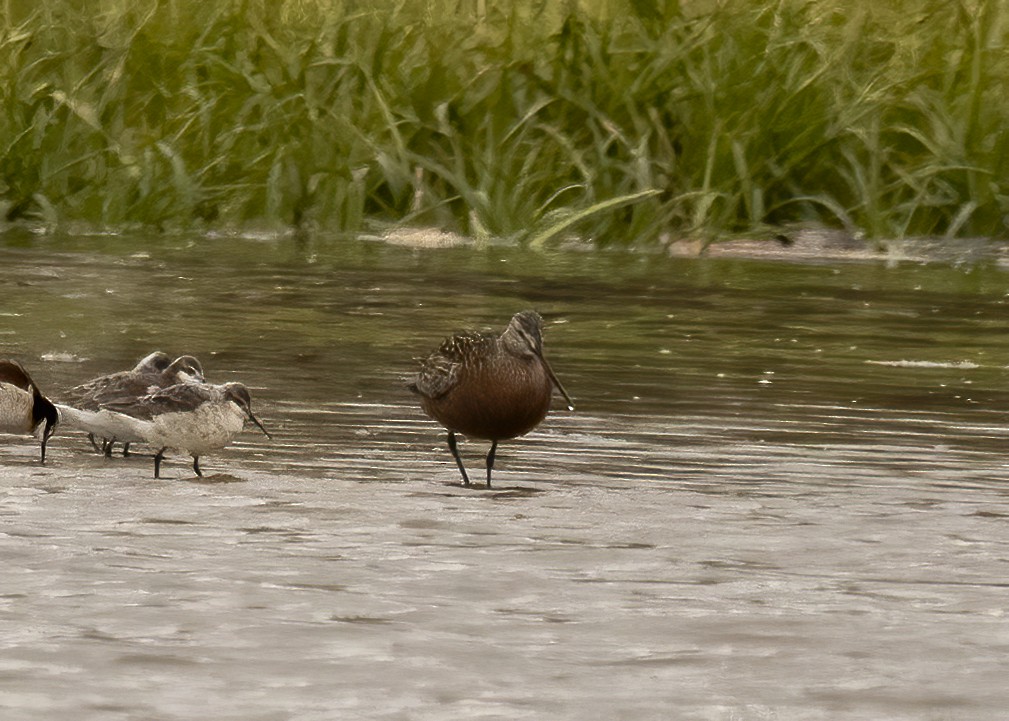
[409,310,574,487]
[64,352,205,455]
[105,381,271,478]
[0,359,60,463]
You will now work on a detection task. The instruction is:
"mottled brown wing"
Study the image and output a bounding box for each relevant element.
[409,332,492,400]
[410,352,460,400]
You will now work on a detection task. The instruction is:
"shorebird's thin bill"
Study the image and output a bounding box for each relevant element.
[540,356,575,412]
[247,411,272,439]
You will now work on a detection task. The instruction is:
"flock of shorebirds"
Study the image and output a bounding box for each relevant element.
[0,352,270,479]
[1,310,574,486]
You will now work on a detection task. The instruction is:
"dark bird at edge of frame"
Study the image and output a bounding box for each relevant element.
[408,310,574,488]
[0,359,60,464]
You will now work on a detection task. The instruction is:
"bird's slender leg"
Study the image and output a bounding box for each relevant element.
[485,440,498,488]
[193,456,202,477]
[87,433,101,453]
[446,431,470,486]
[154,447,167,479]
[122,442,131,457]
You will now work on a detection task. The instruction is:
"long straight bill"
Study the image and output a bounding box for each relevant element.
[540,356,574,411]
[246,410,272,439]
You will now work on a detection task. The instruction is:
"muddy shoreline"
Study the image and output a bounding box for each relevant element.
[4,423,1009,721]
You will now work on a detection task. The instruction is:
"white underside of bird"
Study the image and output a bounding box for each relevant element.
[55,404,149,444]
[57,400,248,455]
[147,402,249,456]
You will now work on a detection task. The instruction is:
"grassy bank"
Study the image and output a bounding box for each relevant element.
[1,0,1007,246]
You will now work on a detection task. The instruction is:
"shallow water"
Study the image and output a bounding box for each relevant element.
[2,232,1009,719]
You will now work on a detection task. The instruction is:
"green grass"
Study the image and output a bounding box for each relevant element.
[1,0,1007,246]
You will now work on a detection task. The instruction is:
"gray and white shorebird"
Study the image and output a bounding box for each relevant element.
[103,381,271,478]
[409,310,574,487]
[0,359,60,463]
[63,352,205,455]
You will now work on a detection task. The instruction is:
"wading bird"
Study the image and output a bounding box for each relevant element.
[409,310,574,487]
[0,359,60,463]
[105,381,271,479]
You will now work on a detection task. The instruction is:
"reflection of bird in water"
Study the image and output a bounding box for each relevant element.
[104,381,271,479]
[409,310,574,487]
[63,352,205,455]
[0,359,60,463]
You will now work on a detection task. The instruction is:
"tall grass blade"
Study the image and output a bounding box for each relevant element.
[527,189,661,248]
